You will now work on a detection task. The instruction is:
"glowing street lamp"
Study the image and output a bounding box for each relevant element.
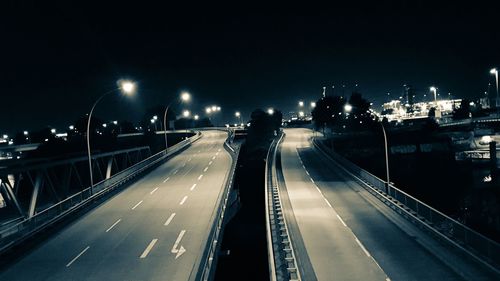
[267,108,274,115]
[182,110,190,118]
[299,111,305,117]
[163,91,191,153]
[235,111,241,124]
[87,79,136,193]
[194,114,199,120]
[344,104,352,113]
[430,86,437,102]
[490,68,499,108]
[298,101,304,107]
[206,107,212,114]
[310,102,316,108]
[23,131,29,136]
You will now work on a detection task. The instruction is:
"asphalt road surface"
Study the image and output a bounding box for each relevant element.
[278,128,494,281]
[0,130,232,281]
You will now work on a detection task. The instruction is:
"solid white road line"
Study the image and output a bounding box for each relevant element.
[355,238,371,257]
[323,198,332,208]
[190,184,197,191]
[140,239,158,258]
[164,213,176,226]
[203,167,208,172]
[163,177,170,183]
[336,214,347,227]
[106,219,122,232]
[132,200,143,210]
[66,246,90,267]
[310,178,315,184]
[208,161,213,165]
[198,174,203,180]
[180,196,188,205]
[305,170,310,176]
[150,187,159,194]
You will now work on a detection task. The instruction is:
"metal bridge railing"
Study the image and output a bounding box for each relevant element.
[265,133,301,281]
[313,138,500,275]
[0,132,201,253]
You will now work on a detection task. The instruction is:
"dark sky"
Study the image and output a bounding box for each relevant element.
[1,1,499,134]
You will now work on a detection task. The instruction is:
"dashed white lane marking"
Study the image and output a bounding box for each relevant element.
[163,177,170,183]
[218,148,221,152]
[132,200,143,210]
[215,152,219,156]
[212,156,216,160]
[140,239,158,258]
[203,167,208,172]
[197,150,201,153]
[150,187,159,194]
[173,169,178,175]
[190,184,197,191]
[182,163,186,167]
[336,214,347,227]
[106,219,122,232]
[180,196,188,205]
[208,161,213,165]
[198,174,203,180]
[164,213,176,226]
[355,238,371,257]
[188,158,192,162]
[66,246,90,267]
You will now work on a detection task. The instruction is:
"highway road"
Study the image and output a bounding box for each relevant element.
[278,128,492,281]
[0,130,232,281]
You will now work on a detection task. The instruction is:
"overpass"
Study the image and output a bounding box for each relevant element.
[265,128,499,281]
[0,129,236,281]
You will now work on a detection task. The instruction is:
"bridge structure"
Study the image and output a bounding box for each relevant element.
[0,126,499,281]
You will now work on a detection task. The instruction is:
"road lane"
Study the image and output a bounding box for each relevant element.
[0,130,232,281]
[279,128,470,281]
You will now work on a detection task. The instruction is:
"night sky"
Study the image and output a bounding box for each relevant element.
[1,1,499,134]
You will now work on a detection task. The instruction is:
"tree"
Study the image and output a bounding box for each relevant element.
[311,95,346,132]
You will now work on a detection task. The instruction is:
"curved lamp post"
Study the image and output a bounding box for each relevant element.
[163,92,190,154]
[87,79,136,194]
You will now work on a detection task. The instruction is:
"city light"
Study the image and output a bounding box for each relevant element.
[299,111,305,117]
[298,101,304,107]
[118,80,136,95]
[194,114,199,120]
[153,115,158,120]
[211,106,217,111]
[344,104,352,112]
[206,107,212,114]
[490,68,498,75]
[181,92,191,102]
[235,111,240,117]
[51,129,56,134]
[183,110,190,117]
[102,123,107,128]
[23,131,28,135]
[69,125,75,130]
[310,102,316,108]
[113,120,118,125]
[267,108,274,115]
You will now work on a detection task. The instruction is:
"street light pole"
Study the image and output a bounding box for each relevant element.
[163,92,190,154]
[86,80,135,194]
[381,122,390,194]
[490,68,499,115]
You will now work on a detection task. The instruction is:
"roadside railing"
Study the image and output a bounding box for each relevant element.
[192,129,239,281]
[313,138,500,275]
[265,133,301,281]
[0,132,202,253]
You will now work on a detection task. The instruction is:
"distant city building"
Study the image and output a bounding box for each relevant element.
[381,98,462,121]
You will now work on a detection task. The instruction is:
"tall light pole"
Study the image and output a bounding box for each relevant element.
[163,92,190,154]
[235,111,241,125]
[381,122,390,194]
[430,86,437,102]
[490,68,499,113]
[87,79,136,194]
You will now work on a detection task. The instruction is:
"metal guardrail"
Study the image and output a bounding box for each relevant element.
[265,133,301,281]
[313,138,500,275]
[0,132,202,253]
[191,130,238,281]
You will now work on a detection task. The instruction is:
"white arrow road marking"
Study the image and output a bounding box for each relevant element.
[171,230,186,259]
[164,213,176,226]
[180,196,188,205]
[106,219,121,232]
[140,239,158,258]
[66,246,90,267]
